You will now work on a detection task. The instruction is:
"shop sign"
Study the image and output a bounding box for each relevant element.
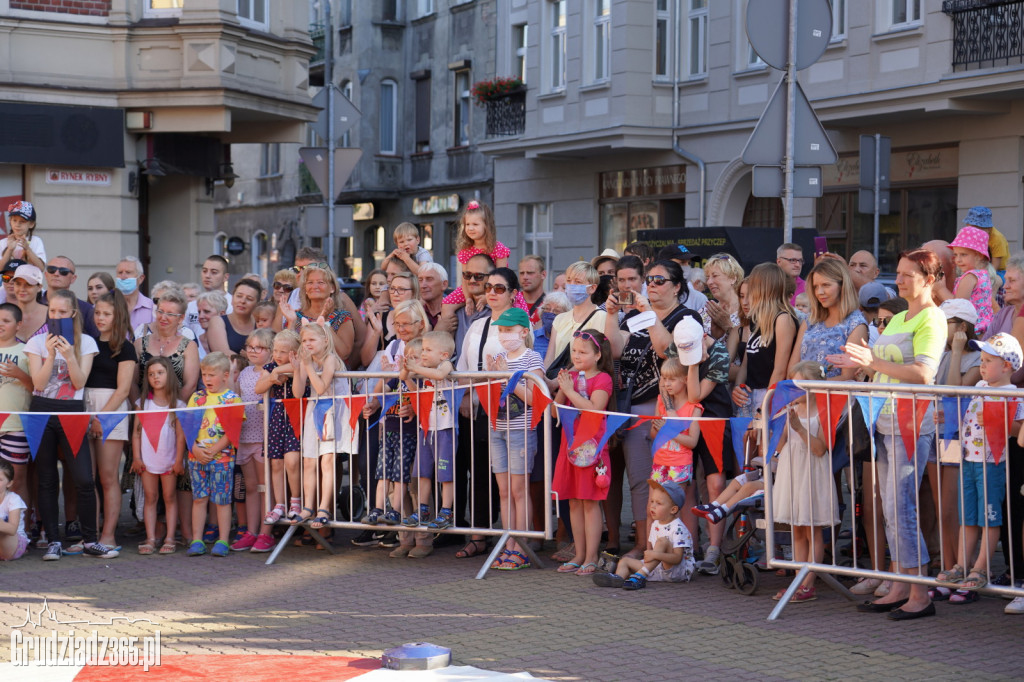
[600,165,686,200]
[225,236,246,256]
[823,146,959,187]
[353,202,374,220]
[45,168,112,186]
[412,194,460,216]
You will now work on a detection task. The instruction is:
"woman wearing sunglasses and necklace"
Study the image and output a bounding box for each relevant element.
[604,258,702,561]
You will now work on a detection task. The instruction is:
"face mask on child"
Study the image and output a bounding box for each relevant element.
[498,331,524,353]
[565,283,590,305]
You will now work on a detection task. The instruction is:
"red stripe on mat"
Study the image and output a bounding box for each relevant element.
[74,655,381,680]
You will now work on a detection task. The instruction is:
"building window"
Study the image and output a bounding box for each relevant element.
[889,0,921,28]
[742,196,783,228]
[381,0,400,22]
[259,143,280,177]
[687,0,708,77]
[513,24,528,83]
[831,0,847,40]
[145,0,183,18]
[237,0,268,29]
[213,232,228,257]
[740,0,766,69]
[379,79,398,155]
[338,0,352,27]
[454,70,471,147]
[414,0,434,18]
[414,75,431,153]
[655,0,671,79]
[549,0,567,91]
[251,230,269,280]
[519,204,553,290]
[591,0,611,82]
[340,81,353,147]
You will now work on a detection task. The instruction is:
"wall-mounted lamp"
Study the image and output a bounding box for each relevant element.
[219,163,239,189]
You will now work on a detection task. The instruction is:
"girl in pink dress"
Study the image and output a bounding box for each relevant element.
[552,329,614,577]
[950,225,996,335]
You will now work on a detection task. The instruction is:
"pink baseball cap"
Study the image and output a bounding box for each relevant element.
[949,225,989,260]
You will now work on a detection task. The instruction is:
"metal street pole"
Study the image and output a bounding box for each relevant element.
[325,0,336,269]
[873,133,880,263]
[782,0,797,243]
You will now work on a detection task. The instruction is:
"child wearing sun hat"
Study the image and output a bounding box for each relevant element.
[964,206,1008,271]
[950,225,995,335]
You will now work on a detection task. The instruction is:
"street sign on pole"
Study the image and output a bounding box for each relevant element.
[298,147,362,200]
[305,205,354,239]
[741,78,837,166]
[859,134,891,190]
[312,85,362,144]
[753,165,822,198]
[858,188,890,214]
[747,0,833,70]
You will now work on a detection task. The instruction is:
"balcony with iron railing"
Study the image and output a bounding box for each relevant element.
[309,22,326,87]
[943,0,1024,70]
[483,88,526,138]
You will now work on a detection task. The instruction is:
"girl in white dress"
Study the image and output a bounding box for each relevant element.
[772,361,840,602]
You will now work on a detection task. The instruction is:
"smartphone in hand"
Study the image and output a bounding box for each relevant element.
[47,317,74,344]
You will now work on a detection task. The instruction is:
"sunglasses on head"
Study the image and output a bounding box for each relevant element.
[484,283,509,294]
[572,330,600,346]
[46,266,73,277]
[646,275,672,286]
[462,271,487,282]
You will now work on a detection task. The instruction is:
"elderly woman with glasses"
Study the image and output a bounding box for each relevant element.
[279,263,355,361]
[133,289,199,402]
[604,258,702,561]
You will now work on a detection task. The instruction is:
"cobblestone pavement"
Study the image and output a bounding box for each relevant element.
[2,526,1022,681]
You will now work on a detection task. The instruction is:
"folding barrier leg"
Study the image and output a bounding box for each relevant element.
[818,572,855,602]
[264,525,298,566]
[767,565,811,621]
[476,535,510,580]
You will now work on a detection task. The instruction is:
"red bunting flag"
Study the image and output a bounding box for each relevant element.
[218,404,246,449]
[137,411,169,452]
[531,385,552,430]
[700,419,726,473]
[983,400,1020,466]
[0,414,9,430]
[343,395,367,432]
[813,393,848,450]
[625,415,657,431]
[414,389,435,435]
[894,397,931,461]
[283,398,307,440]
[474,382,501,429]
[571,410,605,451]
[57,414,92,455]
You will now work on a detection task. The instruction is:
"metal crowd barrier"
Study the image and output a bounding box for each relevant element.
[760,380,1024,619]
[260,370,554,579]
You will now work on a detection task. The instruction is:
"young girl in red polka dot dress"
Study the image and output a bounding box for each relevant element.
[440,201,528,319]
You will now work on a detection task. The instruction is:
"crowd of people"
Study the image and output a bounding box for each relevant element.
[1,198,1022,620]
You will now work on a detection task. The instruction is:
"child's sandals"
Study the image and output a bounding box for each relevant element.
[138,539,157,555]
[310,509,332,530]
[490,549,512,569]
[292,507,315,525]
[158,541,176,555]
[264,504,285,525]
[497,550,531,571]
[936,564,966,587]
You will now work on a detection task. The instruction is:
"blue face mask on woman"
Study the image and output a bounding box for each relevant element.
[541,311,556,337]
[565,283,590,305]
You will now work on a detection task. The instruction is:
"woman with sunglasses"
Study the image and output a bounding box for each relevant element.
[604,258,701,561]
[206,278,263,355]
[362,272,418,369]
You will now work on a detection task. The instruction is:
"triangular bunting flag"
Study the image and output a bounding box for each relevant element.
[531,385,553,430]
[368,393,401,430]
[446,387,467,434]
[138,411,169,452]
[651,419,690,455]
[21,413,48,462]
[556,405,578,449]
[700,419,726,473]
[596,413,632,453]
[343,395,367,432]
[571,410,605,451]
[983,400,1019,466]
[0,414,9,432]
[313,398,334,440]
[730,417,753,468]
[474,381,502,429]
[177,408,204,449]
[57,414,91,455]
[894,397,931,461]
[771,380,805,416]
[939,396,970,444]
[96,413,128,442]
[282,398,307,440]
[500,370,527,406]
[413,389,435,435]
[625,415,657,431]
[854,395,885,433]
[218,404,246,449]
[813,393,848,450]
[765,413,787,462]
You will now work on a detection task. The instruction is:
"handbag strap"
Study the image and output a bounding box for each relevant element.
[476,315,492,371]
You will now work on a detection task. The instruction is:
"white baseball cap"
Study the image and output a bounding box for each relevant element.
[939,298,979,327]
[673,316,704,365]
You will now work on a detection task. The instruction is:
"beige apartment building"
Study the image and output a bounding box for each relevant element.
[482,0,1024,276]
[0,0,315,292]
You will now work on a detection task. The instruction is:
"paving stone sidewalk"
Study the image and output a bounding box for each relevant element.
[2,529,1021,680]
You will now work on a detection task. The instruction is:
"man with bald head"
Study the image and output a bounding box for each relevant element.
[848,250,881,290]
[922,239,956,304]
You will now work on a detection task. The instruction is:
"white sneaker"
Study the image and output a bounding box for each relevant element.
[697,545,721,575]
[849,578,882,595]
[874,580,892,597]
[1005,596,1024,614]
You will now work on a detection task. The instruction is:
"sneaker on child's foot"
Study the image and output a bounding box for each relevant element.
[350,529,378,546]
[250,534,275,553]
[83,542,119,559]
[592,571,624,588]
[378,532,400,548]
[381,510,401,526]
[362,508,384,525]
[427,510,453,530]
[1005,596,1024,614]
[65,519,82,542]
[697,546,721,575]
[230,532,257,551]
[401,513,422,527]
[186,541,206,557]
[622,572,648,590]
[202,525,219,544]
[42,541,62,561]
[211,540,230,557]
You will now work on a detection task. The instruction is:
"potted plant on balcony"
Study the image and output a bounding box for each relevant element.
[471,76,525,106]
